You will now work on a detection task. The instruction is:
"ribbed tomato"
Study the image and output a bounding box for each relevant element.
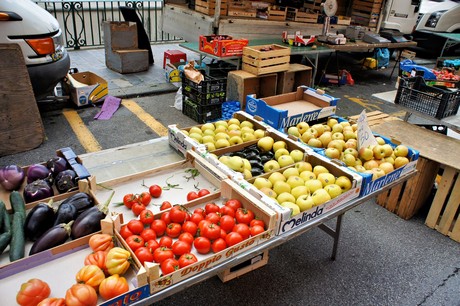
[75,265,105,291]
[84,251,109,276]
[89,233,114,252]
[16,278,51,306]
[65,284,98,306]
[106,247,131,276]
[99,274,129,301]
[37,297,66,306]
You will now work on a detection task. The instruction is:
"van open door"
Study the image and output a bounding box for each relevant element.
[381,0,422,34]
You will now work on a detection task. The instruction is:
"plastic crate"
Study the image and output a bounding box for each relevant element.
[182,74,227,95]
[183,87,226,105]
[395,76,460,119]
[182,97,222,123]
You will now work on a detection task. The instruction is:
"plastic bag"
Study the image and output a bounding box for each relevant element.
[375,48,390,69]
[174,86,183,111]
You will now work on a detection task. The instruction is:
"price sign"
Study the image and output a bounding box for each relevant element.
[357,109,378,149]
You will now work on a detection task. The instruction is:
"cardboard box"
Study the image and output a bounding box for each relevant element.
[65,71,108,107]
[236,152,363,235]
[199,35,249,57]
[245,86,338,130]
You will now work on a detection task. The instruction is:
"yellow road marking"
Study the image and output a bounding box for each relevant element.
[122,100,168,136]
[62,109,102,153]
[344,95,382,111]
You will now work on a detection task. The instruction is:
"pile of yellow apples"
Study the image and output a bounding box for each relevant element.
[252,161,353,216]
[286,117,411,180]
[180,118,266,151]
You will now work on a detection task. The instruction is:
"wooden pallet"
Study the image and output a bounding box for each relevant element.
[218,250,269,282]
[347,111,402,127]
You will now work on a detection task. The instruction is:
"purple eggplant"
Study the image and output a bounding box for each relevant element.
[46,156,69,178]
[24,200,55,241]
[55,169,77,193]
[29,220,73,255]
[54,192,93,226]
[71,191,114,239]
[23,179,54,203]
[0,165,25,191]
[27,164,53,185]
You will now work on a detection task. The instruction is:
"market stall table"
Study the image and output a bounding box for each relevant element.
[80,136,417,304]
[435,33,460,57]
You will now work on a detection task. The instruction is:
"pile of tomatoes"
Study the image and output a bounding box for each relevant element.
[119,199,266,275]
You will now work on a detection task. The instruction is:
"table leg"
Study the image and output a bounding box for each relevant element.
[318,214,343,260]
[389,49,402,80]
[302,53,319,87]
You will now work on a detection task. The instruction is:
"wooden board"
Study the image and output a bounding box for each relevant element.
[0,44,44,157]
[348,110,401,127]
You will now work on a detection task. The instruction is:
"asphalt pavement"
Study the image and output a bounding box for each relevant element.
[1,43,459,306]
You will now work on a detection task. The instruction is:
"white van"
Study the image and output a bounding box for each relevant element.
[412,0,460,54]
[0,0,70,100]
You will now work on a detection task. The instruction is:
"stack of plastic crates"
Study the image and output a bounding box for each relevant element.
[182,73,227,124]
[395,76,460,119]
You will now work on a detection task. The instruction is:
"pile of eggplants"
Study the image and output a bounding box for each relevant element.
[23,156,79,203]
[26,190,115,255]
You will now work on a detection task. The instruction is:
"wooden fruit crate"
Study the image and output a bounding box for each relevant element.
[337,15,352,25]
[286,7,318,23]
[218,250,269,282]
[227,1,256,17]
[195,0,228,16]
[303,0,322,12]
[425,167,460,242]
[267,5,287,21]
[352,0,383,14]
[242,44,290,76]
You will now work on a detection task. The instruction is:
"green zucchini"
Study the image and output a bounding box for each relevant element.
[9,212,25,261]
[0,202,12,253]
[10,191,26,219]
[0,201,5,231]
[0,232,12,254]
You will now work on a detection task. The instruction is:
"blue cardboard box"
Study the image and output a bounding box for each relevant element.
[245,86,338,130]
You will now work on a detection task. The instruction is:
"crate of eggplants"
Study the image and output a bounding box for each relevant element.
[224,144,275,177]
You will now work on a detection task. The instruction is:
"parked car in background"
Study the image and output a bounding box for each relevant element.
[0,0,70,100]
[412,0,460,54]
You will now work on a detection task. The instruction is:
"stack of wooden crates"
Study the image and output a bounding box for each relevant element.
[351,0,383,28]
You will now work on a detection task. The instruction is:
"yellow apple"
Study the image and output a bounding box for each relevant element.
[394,145,409,157]
[274,148,290,160]
[363,159,379,170]
[328,139,344,152]
[287,126,300,137]
[228,124,241,131]
[263,160,280,173]
[313,165,329,177]
[259,187,277,199]
[242,133,256,142]
[317,172,336,186]
[379,162,394,174]
[189,133,203,143]
[189,127,202,135]
[277,192,296,205]
[215,138,230,149]
[304,179,323,193]
[394,156,410,168]
[286,176,305,189]
[273,140,287,152]
[229,136,244,145]
[325,147,341,159]
[278,155,295,168]
[282,167,300,179]
[205,142,216,152]
[295,161,312,173]
[319,131,333,147]
[240,120,254,129]
[290,149,304,162]
[227,118,240,126]
[308,138,323,148]
[243,169,252,180]
[280,202,300,216]
[227,156,245,172]
[299,170,316,181]
[324,184,342,199]
[201,123,215,132]
[327,118,339,128]
[311,188,331,206]
[375,136,386,145]
[358,147,374,161]
[296,194,315,212]
[301,131,316,144]
[332,123,343,133]
[253,129,265,139]
[258,136,274,152]
[253,177,273,190]
[291,185,310,199]
[215,132,230,141]
[297,122,310,135]
[312,124,325,136]
[268,171,287,185]
[273,180,291,195]
[214,125,227,134]
[243,158,251,171]
[335,176,352,192]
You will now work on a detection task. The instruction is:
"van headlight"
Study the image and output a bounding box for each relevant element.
[425,10,446,28]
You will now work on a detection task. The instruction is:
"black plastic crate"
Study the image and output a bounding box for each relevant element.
[182,97,222,123]
[183,87,226,105]
[395,76,460,119]
[182,74,227,95]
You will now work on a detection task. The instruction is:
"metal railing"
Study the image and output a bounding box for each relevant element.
[35,1,181,50]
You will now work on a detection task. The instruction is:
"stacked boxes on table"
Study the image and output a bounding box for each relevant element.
[351,0,382,28]
[182,73,227,123]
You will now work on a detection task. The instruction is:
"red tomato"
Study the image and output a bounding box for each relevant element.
[161,211,171,225]
[160,258,180,275]
[169,205,188,224]
[178,232,195,245]
[149,184,162,198]
[165,223,182,238]
[250,219,266,229]
[138,192,152,206]
[159,236,173,248]
[205,212,220,224]
[233,223,250,240]
[150,219,167,237]
[219,205,235,217]
[201,223,221,240]
[16,278,51,306]
[212,238,227,253]
[123,193,138,209]
[219,214,236,233]
[178,253,198,269]
[193,237,211,254]
[235,208,255,225]
[193,208,206,216]
[153,247,174,264]
[198,219,211,232]
[135,246,154,265]
[250,225,265,236]
[140,228,157,242]
[131,203,145,217]
[190,212,204,225]
[126,235,144,252]
[182,221,198,236]
[160,201,172,211]
[127,219,144,235]
[119,225,133,240]
[225,231,243,246]
[172,240,192,256]
[145,239,160,253]
[220,229,227,240]
[186,191,199,202]
[225,199,242,211]
[197,188,210,197]
[205,202,220,215]
[140,209,154,225]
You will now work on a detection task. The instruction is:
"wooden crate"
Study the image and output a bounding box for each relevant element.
[227,1,256,17]
[303,0,322,12]
[351,0,382,27]
[242,44,290,76]
[286,7,318,23]
[218,250,269,282]
[377,157,440,220]
[267,5,287,21]
[352,0,383,14]
[347,110,402,127]
[195,0,228,16]
[425,167,460,242]
[337,15,352,25]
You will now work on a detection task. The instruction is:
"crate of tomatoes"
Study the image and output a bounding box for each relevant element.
[115,179,277,294]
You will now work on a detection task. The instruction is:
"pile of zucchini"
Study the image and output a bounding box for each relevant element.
[0,191,26,262]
